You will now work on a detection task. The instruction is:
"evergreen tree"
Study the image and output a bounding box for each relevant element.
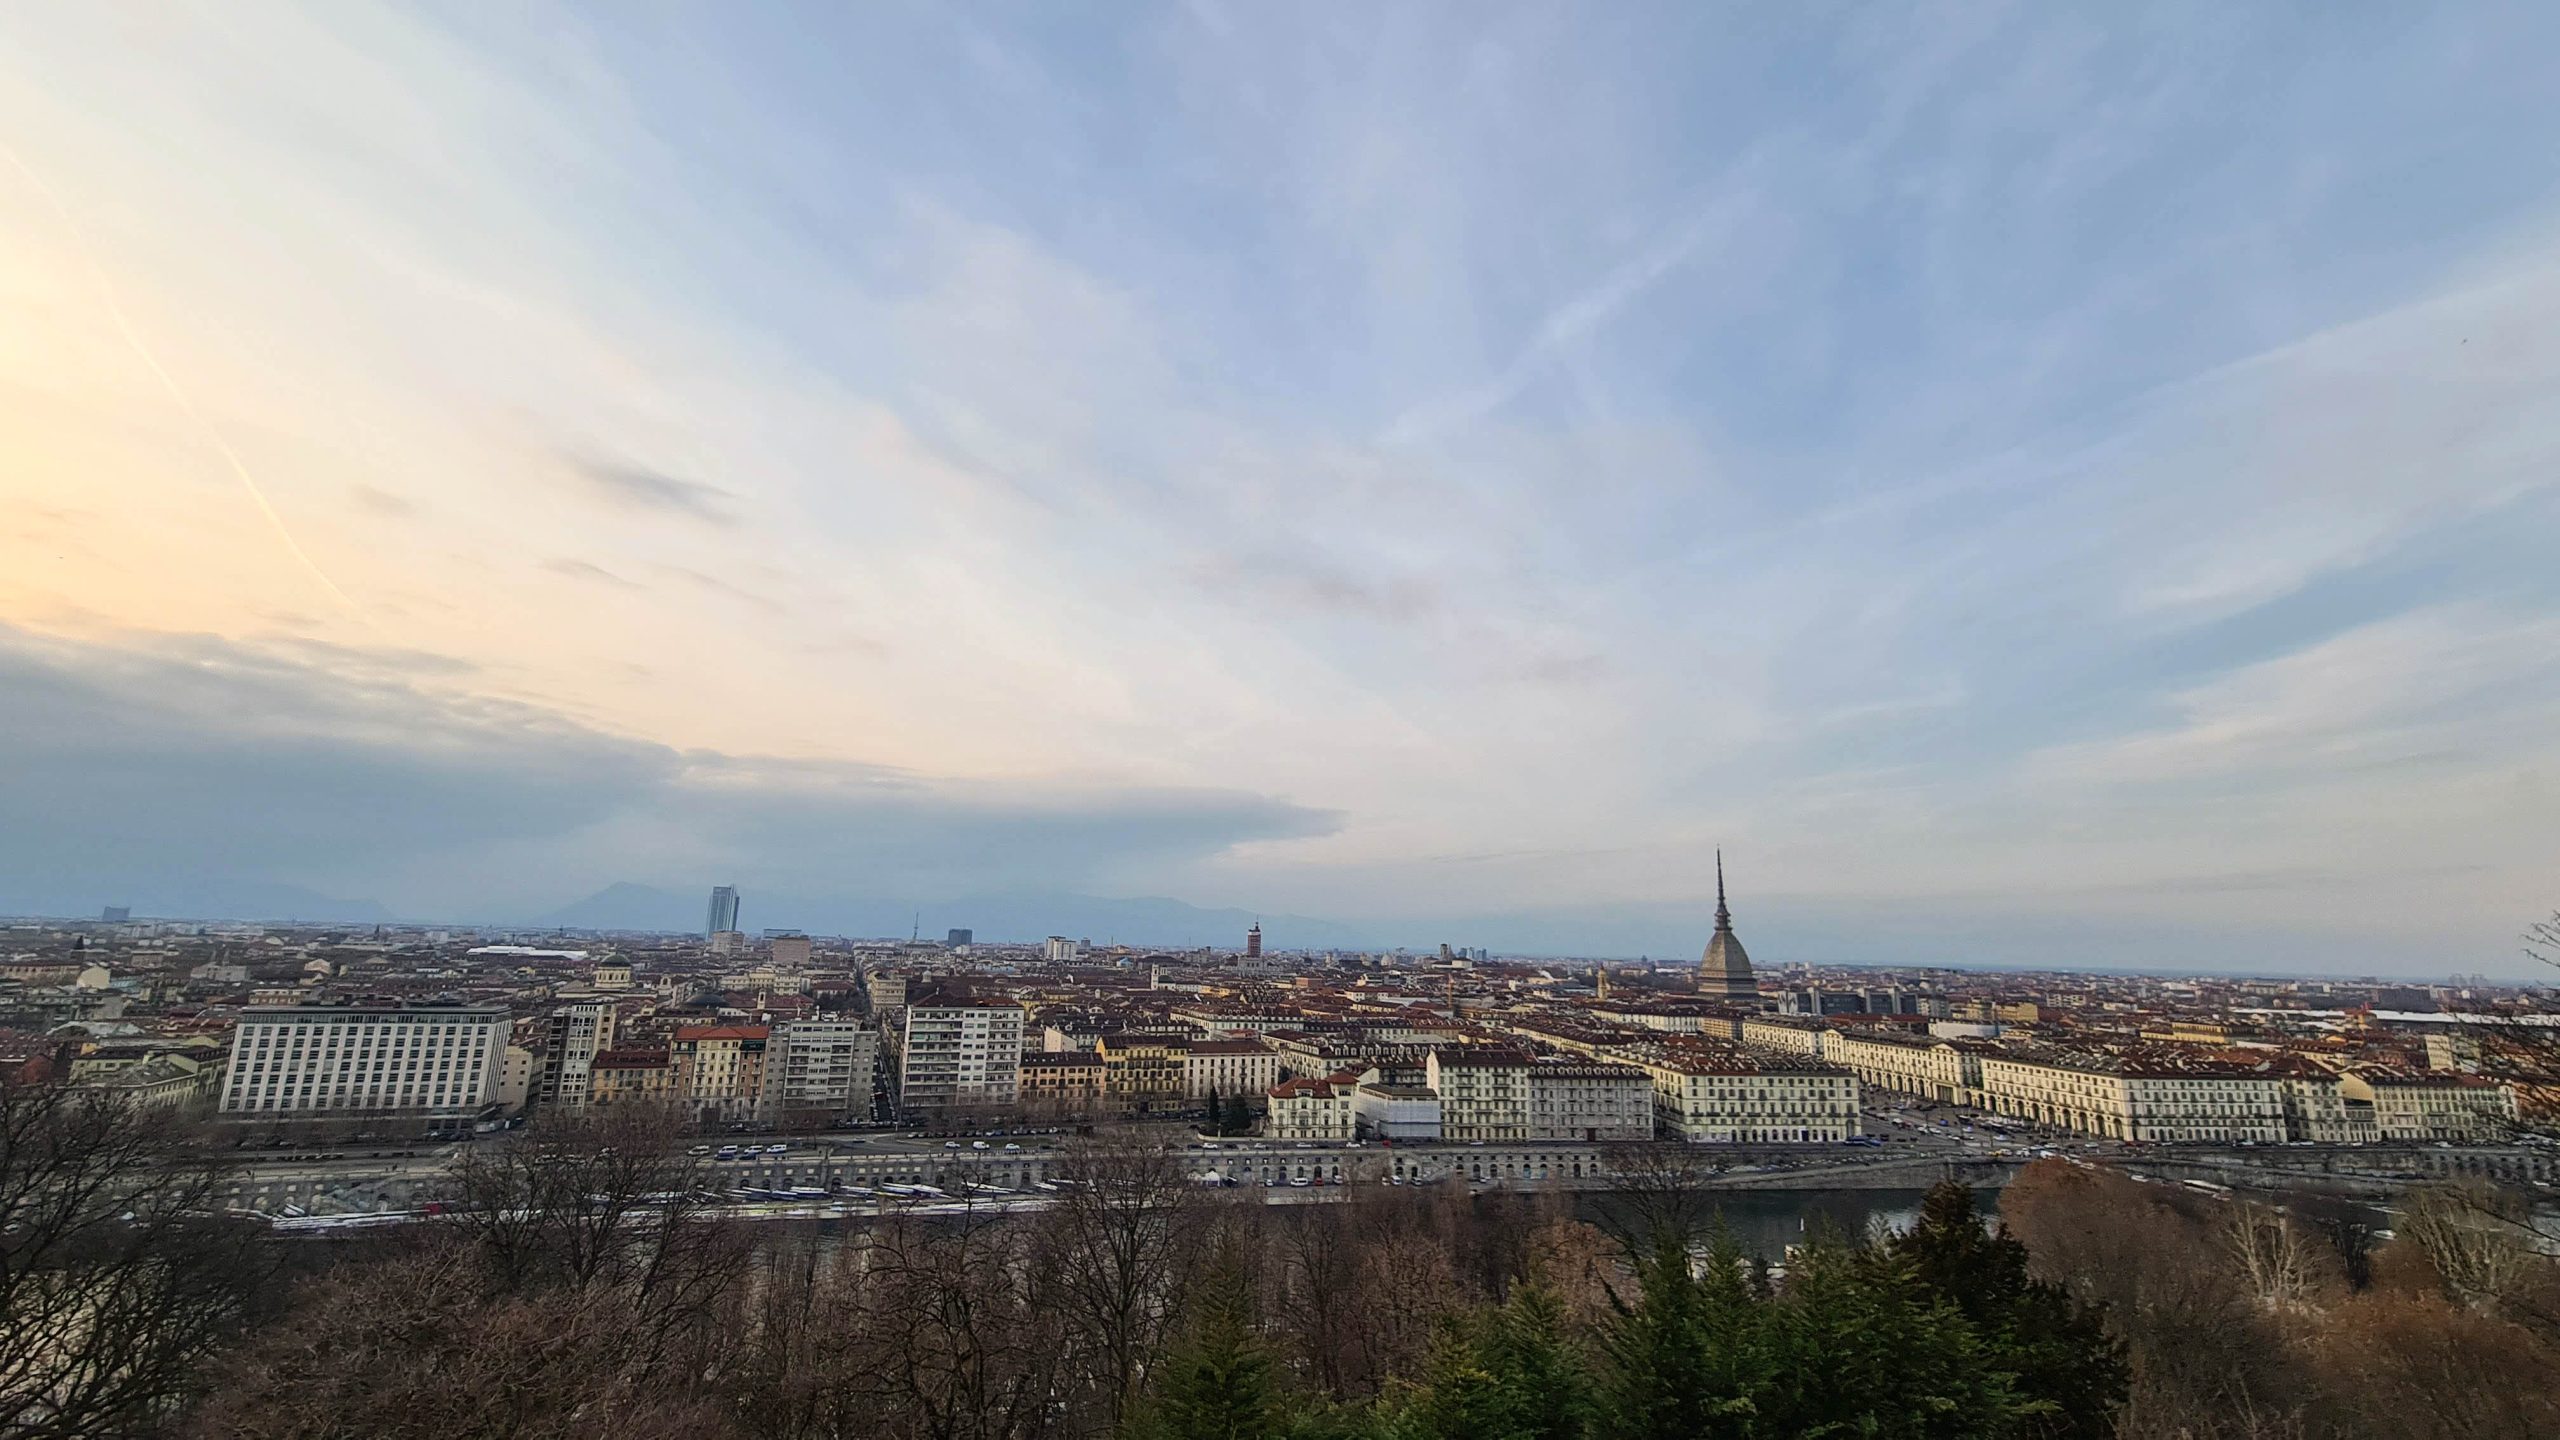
[1749,1236,2042,1439]
[1397,1283,1593,1440]
[1143,1280,1280,1440]
[1206,1086,1224,1133]
[1596,1227,1765,1439]
[1888,1183,2126,1439]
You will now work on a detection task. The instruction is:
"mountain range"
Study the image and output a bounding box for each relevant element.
[524,882,1373,951]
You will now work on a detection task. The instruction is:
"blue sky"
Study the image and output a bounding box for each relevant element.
[4,3,2559,975]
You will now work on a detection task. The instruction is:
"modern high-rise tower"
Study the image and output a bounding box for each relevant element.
[706,885,741,938]
[1697,852,1758,1001]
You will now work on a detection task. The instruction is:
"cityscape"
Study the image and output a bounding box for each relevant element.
[10,3,2560,1437]
[9,878,2554,1212]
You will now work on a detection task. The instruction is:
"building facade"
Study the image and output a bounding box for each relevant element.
[672,1025,769,1121]
[1184,1037,1282,1102]
[534,999,616,1112]
[899,998,1025,1112]
[1428,1048,1535,1141]
[1265,1072,1358,1140]
[758,1019,877,1124]
[1624,1042,1859,1142]
[218,1002,507,1119]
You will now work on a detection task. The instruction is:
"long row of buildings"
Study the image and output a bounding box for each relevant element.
[12,881,2544,1154]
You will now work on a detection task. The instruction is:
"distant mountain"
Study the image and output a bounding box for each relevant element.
[523,882,1369,951]
[528,882,708,934]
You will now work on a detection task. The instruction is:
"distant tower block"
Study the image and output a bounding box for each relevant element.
[706,884,740,938]
[1697,851,1758,1001]
[1245,921,1263,959]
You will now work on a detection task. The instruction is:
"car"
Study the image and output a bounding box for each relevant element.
[944,1140,962,1150]
[716,1146,739,1159]
[1002,1142,1022,1151]
[971,1140,989,1150]
[688,1145,712,1156]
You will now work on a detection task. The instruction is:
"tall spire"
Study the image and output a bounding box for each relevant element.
[1714,849,1732,930]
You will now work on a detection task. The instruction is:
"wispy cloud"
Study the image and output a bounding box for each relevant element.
[565,454,738,525]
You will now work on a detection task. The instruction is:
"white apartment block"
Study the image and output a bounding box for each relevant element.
[1184,1037,1282,1100]
[2279,1074,2380,1144]
[1428,1048,1535,1141]
[534,999,616,1111]
[2342,1070,2517,1141]
[759,1019,878,1123]
[1822,1030,1981,1105]
[219,1002,507,1118]
[898,999,1025,1111]
[1523,1058,1655,1140]
[1265,1073,1357,1140]
[866,970,910,1012]
[1738,1017,1828,1059]
[1626,1044,1860,1143]
[1975,1051,2287,1143]
[1351,1081,1443,1141]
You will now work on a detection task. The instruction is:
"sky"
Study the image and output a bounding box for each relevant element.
[5,2,2560,976]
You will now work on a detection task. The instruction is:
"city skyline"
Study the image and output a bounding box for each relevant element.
[8,5,2560,976]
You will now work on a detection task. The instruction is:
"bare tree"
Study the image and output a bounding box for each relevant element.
[438,1103,746,1382]
[190,1244,742,1440]
[2399,1181,2541,1314]
[1037,1130,1211,1433]
[0,1080,279,1440]
[1597,1140,1730,1255]
[2224,1199,2327,1309]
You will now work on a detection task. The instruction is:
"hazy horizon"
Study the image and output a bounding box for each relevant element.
[8,5,2560,977]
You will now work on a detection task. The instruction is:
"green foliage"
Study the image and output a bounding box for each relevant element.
[1394,1283,1595,1440]
[1140,1282,1282,1440]
[1887,1183,2127,1439]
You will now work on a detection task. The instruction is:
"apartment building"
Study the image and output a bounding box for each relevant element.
[898,997,1025,1112]
[758,1019,877,1124]
[1626,1042,1860,1143]
[1523,1057,1654,1140]
[1975,1049,2287,1143]
[1020,1051,1106,1115]
[218,1001,507,1119]
[1097,1033,1188,1114]
[1738,1016,1827,1058]
[671,1025,769,1122]
[533,999,616,1111]
[1184,1037,1282,1102]
[1428,1047,1536,1141]
[2277,1071,2380,1144]
[1351,1080,1443,1141]
[587,1048,678,1108]
[1265,1072,1358,1140]
[2341,1069,2518,1141]
[1822,1029,1980,1105]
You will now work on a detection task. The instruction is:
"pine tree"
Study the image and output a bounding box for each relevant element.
[1596,1228,1763,1440]
[1398,1283,1593,1440]
[1888,1183,2126,1439]
[1142,1263,1278,1440]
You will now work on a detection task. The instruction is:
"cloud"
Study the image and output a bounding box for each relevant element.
[346,483,415,516]
[2027,606,2560,791]
[564,454,738,525]
[0,625,1340,917]
[542,557,640,590]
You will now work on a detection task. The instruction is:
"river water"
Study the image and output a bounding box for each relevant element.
[1573,1187,2003,1262]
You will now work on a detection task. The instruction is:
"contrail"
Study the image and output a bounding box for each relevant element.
[0,137,362,617]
